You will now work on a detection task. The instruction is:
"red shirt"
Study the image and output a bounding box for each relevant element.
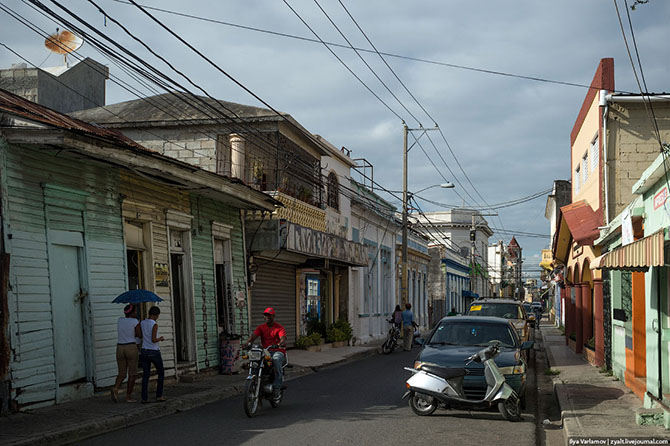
[253,322,287,353]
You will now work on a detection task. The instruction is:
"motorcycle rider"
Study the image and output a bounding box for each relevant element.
[245,307,287,398]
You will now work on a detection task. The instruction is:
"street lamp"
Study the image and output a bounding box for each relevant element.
[401,172,455,305]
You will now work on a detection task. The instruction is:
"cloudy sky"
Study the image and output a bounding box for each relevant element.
[2,0,669,277]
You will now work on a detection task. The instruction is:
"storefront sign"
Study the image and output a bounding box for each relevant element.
[287,223,368,266]
[154,262,169,287]
[654,187,668,210]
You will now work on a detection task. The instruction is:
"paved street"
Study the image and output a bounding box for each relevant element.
[76,347,538,446]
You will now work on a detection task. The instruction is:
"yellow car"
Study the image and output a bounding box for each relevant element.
[467,298,531,343]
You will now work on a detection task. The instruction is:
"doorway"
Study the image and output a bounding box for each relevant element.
[169,229,195,365]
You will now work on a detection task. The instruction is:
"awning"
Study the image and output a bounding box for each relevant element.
[560,200,601,246]
[591,229,665,271]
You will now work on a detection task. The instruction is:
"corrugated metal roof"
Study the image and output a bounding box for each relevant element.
[592,229,665,271]
[0,88,150,153]
[560,200,601,246]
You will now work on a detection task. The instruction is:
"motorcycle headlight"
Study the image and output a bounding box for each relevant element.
[249,350,262,361]
[499,364,525,375]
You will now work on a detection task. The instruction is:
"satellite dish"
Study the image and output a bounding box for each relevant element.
[44,29,83,65]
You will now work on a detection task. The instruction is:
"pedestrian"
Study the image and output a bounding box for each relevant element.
[392,304,403,328]
[447,307,459,317]
[402,303,417,351]
[112,304,141,403]
[140,306,166,403]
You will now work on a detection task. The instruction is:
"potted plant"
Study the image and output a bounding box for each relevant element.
[295,332,324,352]
[326,319,353,348]
[584,336,596,365]
[568,331,577,351]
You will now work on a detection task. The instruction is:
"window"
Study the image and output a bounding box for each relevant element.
[590,134,599,173]
[574,166,581,194]
[216,135,231,176]
[327,172,339,210]
[582,153,588,183]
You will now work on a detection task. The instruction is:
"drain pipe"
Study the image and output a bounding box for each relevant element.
[600,90,610,224]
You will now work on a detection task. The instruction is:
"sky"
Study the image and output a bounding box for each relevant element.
[1,0,669,278]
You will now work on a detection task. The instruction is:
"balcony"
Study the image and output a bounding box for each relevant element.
[255,190,326,232]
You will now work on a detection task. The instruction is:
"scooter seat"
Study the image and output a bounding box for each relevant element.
[420,364,467,380]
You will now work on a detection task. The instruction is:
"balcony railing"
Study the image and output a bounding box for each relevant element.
[250,190,326,232]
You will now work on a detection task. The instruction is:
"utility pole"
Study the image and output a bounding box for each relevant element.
[401,125,441,305]
[401,124,408,305]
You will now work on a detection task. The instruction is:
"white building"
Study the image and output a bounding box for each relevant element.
[349,180,401,343]
[488,240,506,297]
[415,209,493,298]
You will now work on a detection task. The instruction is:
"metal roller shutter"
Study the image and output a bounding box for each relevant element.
[250,262,297,347]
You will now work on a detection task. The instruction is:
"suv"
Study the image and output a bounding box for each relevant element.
[467,298,530,343]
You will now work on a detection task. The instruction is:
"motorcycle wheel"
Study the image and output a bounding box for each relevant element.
[498,396,522,421]
[243,377,260,417]
[269,389,283,408]
[381,337,394,354]
[408,392,437,416]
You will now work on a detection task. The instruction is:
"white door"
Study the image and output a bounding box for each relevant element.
[51,244,87,384]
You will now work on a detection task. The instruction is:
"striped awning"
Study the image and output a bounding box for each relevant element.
[591,230,665,271]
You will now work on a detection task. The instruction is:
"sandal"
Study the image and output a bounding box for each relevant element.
[110,389,118,403]
[155,397,167,403]
[126,398,137,403]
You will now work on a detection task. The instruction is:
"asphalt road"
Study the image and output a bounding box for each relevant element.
[78,346,538,446]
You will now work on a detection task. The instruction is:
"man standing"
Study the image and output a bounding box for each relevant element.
[401,303,417,351]
[245,308,287,398]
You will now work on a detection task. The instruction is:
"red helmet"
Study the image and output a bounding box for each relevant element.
[263,307,275,315]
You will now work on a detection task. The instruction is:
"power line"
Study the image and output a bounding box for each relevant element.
[312,0,422,125]
[281,0,405,123]
[108,0,636,95]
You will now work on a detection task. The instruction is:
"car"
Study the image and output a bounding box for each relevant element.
[467,298,531,343]
[522,302,536,328]
[414,316,532,408]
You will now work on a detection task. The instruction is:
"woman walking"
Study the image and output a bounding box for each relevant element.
[112,304,141,403]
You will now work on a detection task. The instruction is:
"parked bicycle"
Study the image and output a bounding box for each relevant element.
[381,319,401,354]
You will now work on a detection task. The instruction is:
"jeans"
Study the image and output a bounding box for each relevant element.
[271,351,286,389]
[140,349,164,401]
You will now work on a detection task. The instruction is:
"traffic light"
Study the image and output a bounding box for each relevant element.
[470,229,476,241]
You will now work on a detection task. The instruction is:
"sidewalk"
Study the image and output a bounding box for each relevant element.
[0,342,382,446]
[539,322,668,442]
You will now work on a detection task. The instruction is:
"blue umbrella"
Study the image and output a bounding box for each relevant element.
[112,289,163,304]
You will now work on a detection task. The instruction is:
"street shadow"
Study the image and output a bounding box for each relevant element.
[562,383,625,409]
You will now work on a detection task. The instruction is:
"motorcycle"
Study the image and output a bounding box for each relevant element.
[242,344,287,417]
[381,320,401,354]
[402,342,522,421]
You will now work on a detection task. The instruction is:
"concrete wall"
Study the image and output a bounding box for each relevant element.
[607,101,670,220]
[0,59,108,113]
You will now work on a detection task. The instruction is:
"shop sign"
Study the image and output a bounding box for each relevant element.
[654,187,668,210]
[287,223,368,266]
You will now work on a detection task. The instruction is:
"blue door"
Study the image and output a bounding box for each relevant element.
[51,243,87,385]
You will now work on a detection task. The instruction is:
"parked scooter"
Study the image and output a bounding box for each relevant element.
[242,344,288,417]
[403,342,522,421]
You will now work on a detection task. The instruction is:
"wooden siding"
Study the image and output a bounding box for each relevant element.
[119,171,190,376]
[2,143,125,407]
[190,196,249,369]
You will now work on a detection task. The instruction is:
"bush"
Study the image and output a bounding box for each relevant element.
[569,331,576,341]
[332,318,353,341]
[586,336,595,349]
[295,332,323,349]
[307,320,327,338]
[326,327,349,342]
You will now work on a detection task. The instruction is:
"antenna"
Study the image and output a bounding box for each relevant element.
[44,29,83,66]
